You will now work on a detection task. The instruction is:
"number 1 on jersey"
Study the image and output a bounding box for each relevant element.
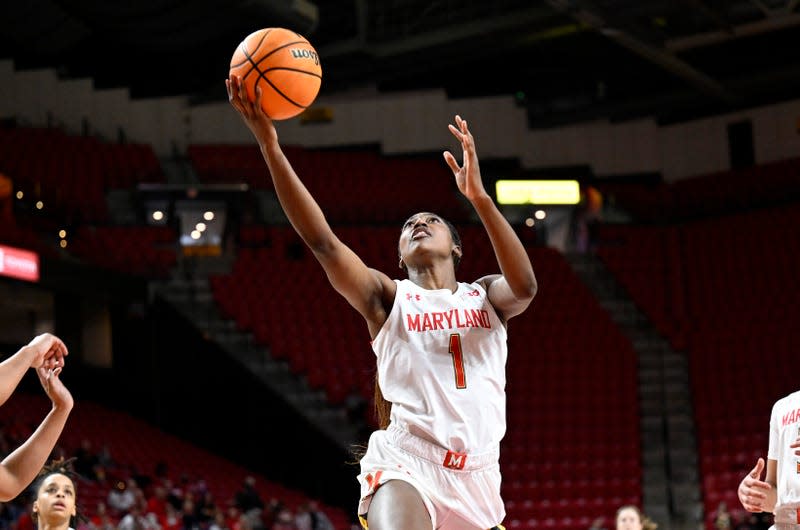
[449,333,467,389]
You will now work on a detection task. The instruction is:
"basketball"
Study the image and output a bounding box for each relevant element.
[229,27,322,120]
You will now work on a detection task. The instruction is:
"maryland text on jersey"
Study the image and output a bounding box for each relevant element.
[405,308,492,332]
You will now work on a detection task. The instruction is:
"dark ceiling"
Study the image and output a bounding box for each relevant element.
[1,0,799,128]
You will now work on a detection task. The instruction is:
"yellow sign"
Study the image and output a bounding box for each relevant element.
[495,180,580,205]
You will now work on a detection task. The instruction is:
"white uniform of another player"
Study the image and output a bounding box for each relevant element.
[357,278,508,530]
[769,390,800,529]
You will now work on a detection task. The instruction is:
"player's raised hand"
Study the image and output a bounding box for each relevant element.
[738,458,770,512]
[226,74,278,146]
[444,115,487,203]
[36,366,73,411]
[25,333,68,371]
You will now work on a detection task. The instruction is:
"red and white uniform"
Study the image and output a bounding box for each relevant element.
[769,390,800,527]
[357,279,508,529]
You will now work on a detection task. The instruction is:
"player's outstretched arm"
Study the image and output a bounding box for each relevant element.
[443,115,537,320]
[0,366,73,501]
[226,75,394,325]
[0,333,67,406]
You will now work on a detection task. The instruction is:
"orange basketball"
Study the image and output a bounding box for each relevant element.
[229,27,322,120]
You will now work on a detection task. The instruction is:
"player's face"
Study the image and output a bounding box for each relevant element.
[398,212,456,266]
[33,473,77,526]
[616,508,642,530]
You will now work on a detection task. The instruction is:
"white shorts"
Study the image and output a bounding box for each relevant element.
[357,424,505,530]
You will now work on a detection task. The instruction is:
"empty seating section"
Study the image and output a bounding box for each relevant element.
[595,203,800,527]
[69,225,178,279]
[595,225,686,350]
[597,157,800,223]
[213,223,642,530]
[187,144,469,223]
[0,127,163,223]
[0,392,352,529]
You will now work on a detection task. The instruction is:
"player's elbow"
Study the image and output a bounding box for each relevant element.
[514,274,537,301]
[0,484,22,503]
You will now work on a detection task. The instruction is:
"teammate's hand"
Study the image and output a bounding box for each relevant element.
[738,458,771,512]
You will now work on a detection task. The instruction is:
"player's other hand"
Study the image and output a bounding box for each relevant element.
[738,458,770,512]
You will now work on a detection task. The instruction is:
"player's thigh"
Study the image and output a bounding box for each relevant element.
[367,479,432,530]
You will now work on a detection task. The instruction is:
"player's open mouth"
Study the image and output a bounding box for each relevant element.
[412,228,430,239]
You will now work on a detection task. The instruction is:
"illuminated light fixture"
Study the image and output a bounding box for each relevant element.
[203,211,214,221]
[535,210,547,220]
[525,218,535,227]
[35,201,44,210]
[15,191,23,199]
[495,180,580,205]
[152,210,164,221]
[59,240,67,249]
[58,229,67,238]
[0,244,40,282]
[190,230,201,240]
[195,222,207,232]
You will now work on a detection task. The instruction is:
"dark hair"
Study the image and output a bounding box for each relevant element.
[31,457,85,525]
[398,213,462,271]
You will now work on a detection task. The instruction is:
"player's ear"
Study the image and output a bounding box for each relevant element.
[398,258,405,270]
[452,246,462,259]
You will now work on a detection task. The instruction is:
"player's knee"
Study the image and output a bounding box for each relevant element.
[367,480,432,530]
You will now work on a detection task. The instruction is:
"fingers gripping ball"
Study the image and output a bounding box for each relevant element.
[230,27,322,120]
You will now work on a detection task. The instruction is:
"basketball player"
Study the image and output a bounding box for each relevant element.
[0,333,72,501]
[615,505,657,530]
[30,458,80,530]
[227,75,537,530]
[737,389,800,529]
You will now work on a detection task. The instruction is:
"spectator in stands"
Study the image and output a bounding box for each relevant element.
[228,78,537,530]
[86,502,114,530]
[106,479,136,516]
[713,501,732,530]
[117,501,149,530]
[615,505,657,530]
[736,389,800,526]
[29,458,81,530]
[144,484,169,523]
[72,439,99,481]
[270,507,295,530]
[234,476,264,529]
[0,334,72,502]
[305,502,333,530]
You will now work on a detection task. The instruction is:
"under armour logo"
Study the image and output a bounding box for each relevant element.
[406,293,421,301]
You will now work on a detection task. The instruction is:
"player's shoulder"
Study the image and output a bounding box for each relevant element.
[472,274,501,291]
[772,390,800,411]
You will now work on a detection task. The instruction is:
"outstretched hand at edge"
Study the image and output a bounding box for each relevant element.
[443,115,488,203]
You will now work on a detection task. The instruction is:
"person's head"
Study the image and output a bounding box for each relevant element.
[398,212,462,273]
[31,458,79,530]
[616,506,657,530]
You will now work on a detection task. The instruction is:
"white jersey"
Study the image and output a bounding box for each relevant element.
[371,279,508,454]
[768,390,800,524]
